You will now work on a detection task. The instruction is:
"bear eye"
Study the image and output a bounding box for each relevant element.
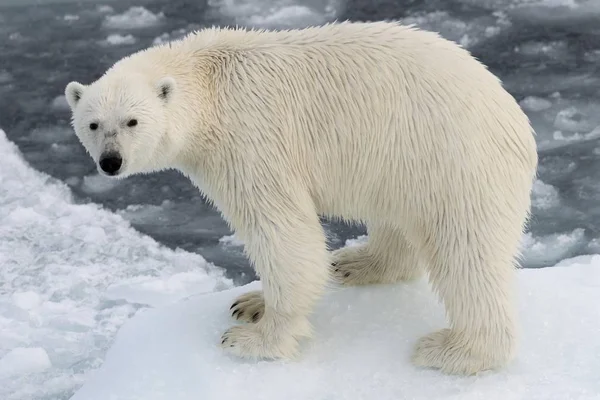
[89,123,98,131]
[127,119,138,127]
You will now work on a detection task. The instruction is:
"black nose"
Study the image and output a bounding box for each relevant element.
[99,152,122,175]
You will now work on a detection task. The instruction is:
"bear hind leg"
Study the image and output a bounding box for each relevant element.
[412,224,519,375]
[331,225,423,286]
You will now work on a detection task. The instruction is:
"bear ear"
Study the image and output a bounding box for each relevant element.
[156,76,176,103]
[65,81,86,109]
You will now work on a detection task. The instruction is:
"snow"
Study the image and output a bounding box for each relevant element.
[0,348,51,379]
[103,7,165,30]
[102,34,137,46]
[71,255,600,400]
[0,129,232,400]
[12,291,42,311]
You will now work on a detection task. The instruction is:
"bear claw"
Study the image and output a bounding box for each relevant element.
[229,291,265,323]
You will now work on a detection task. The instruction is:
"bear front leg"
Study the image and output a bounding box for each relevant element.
[220,195,330,360]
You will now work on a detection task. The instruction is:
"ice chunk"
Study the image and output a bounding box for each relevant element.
[96,5,114,14]
[344,234,368,247]
[27,126,72,144]
[521,229,586,267]
[102,34,137,46]
[103,7,164,30]
[71,256,600,400]
[519,96,552,112]
[246,5,326,28]
[209,0,339,29]
[554,106,597,133]
[0,128,232,399]
[81,173,121,194]
[531,179,560,210]
[0,348,51,378]
[399,10,511,48]
[219,234,244,247]
[51,95,70,111]
[152,33,171,45]
[12,291,42,310]
[0,70,13,84]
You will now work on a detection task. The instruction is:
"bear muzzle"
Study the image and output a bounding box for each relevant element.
[99,151,123,176]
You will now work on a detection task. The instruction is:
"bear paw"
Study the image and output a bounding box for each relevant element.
[220,317,311,360]
[333,245,407,286]
[412,329,511,375]
[230,291,264,323]
[331,245,381,286]
[331,244,422,286]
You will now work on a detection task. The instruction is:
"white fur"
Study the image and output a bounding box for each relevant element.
[65,21,538,375]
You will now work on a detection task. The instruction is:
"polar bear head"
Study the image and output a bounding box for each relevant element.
[65,72,177,178]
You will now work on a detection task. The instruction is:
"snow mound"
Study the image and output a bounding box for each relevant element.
[71,256,600,400]
[103,7,164,30]
[0,129,232,400]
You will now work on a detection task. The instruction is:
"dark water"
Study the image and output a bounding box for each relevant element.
[1,0,600,286]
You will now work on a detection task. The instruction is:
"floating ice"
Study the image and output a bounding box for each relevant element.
[344,234,368,248]
[103,7,165,30]
[152,33,171,45]
[81,173,122,194]
[554,106,597,133]
[245,5,327,27]
[519,96,553,112]
[209,0,339,29]
[71,255,600,400]
[50,95,70,111]
[521,228,586,267]
[27,126,72,144]
[531,179,560,210]
[96,5,114,14]
[63,14,80,22]
[102,34,137,46]
[0,129,231,399]
[0,70,13,84]
[399,10,511,48]
[219,234,244,247]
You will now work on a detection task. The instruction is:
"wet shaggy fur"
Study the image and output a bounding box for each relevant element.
[65,20,538,375]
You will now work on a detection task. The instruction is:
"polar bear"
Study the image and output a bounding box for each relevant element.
[65,21,538,375]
